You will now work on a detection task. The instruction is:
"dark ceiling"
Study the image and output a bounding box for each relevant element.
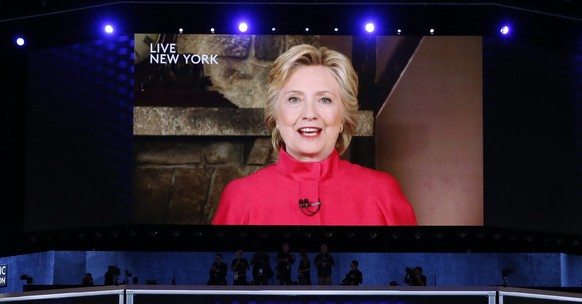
[2,0,582,22]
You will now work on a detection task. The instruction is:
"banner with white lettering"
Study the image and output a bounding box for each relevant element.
[0,264,7,287]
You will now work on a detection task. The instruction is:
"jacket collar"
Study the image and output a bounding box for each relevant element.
[275,147,340,181]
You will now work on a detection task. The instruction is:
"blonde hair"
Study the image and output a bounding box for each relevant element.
[264,44,359,155]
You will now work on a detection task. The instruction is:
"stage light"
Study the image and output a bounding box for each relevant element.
[238,22,248,33]
[210,27,215,33]
[500,25,511,36]
[305,27,310,32]
[365,22,375,33]
[104,24,114,34]
[271,27,276,32]
[429,28,435,35]
[178,28,183,34]
[16,37,25,46]
[334,27,339,32]
[390,231,400,240]
[397,29,402,35]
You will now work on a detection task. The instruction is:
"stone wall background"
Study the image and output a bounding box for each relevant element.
[134,137,277,225]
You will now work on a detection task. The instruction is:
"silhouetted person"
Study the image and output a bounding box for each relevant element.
[250,250,273,285]
[104,265,121,285]
[404,266,427,286]
[276,242,296,285]
[314,244,335,285]
[81,273,94,286]
[231,250,250,285]
[208,254,228,285]
[341,260,363,286]
[297,249,311,285]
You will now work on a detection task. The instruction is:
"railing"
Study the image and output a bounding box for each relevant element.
[0,286,580,304]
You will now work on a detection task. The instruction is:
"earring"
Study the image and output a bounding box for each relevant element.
[339,124,344,133]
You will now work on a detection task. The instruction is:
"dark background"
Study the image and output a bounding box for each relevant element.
[1,1,581,255]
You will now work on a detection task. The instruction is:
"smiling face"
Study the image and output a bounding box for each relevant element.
[275,65,343,162]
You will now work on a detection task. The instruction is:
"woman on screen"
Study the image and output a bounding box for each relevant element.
[212,44,416,225]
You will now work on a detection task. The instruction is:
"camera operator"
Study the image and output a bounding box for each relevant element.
[314,244,335,285]
[340,260,363,286]
[276,242,296,285]
[231,250,250,285]
[104,265,121,285]
[208,254,228,285]
[251,250,273,285]
[404,266,427,286]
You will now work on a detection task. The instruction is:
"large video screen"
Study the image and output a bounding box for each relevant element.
[23,32,582,234]
[131,34,483,226]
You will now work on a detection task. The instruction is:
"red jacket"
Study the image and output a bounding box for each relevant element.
[212,148,417,225]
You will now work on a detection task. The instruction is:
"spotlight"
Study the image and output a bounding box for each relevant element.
[210,28,215,33]
[429,28,435,35]
[104,25,114,34]
[271,27,276,32]
[397,29,402,35]
[238,22,248,33]
[334,27,339,32]
[365,23,375,33]
[500,25,511,36]
[178,28,184,34]
[305,27,310,32]
[16,37,25,46]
